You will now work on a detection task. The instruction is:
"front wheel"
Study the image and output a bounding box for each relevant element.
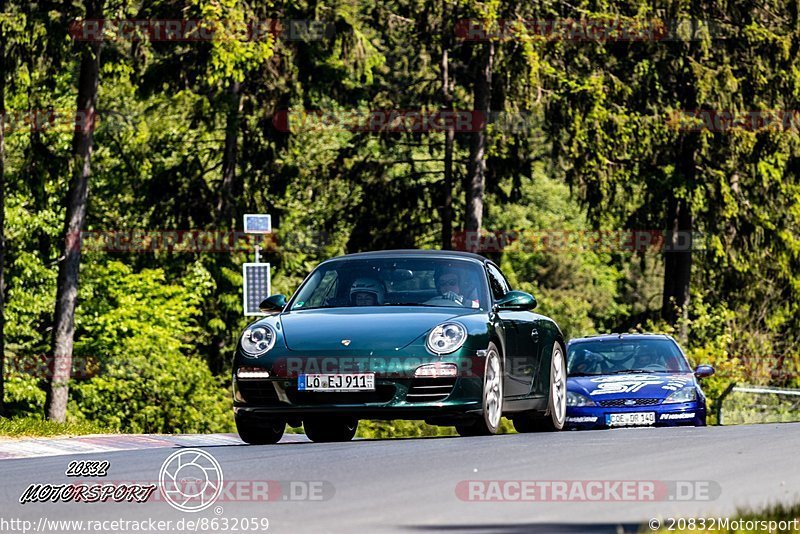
[513,342,566,433]
[456,342,503,437]
[303,417,358,443]
[235,413,285,444]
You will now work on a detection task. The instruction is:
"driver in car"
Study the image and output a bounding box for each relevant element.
[349,277,386,306]
[628,348,665,371]
[426,268,466,306]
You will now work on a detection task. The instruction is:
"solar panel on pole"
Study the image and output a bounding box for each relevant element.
[243,214,272,234]
[243,262,271,316]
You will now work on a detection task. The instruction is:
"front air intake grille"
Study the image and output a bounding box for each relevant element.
[237,380,280,404]
[406,378,456,403]
[285,385,396,405]
[598,398,661,407]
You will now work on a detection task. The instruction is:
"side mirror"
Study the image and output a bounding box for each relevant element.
[694,364,714,379]
[495,290,537,311]
[259,294,287,313]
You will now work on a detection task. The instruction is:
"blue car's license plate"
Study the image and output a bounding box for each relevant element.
[605,412,656,427]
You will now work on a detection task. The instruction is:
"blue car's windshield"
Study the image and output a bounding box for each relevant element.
[567,338,691,376]
[288,257,489,311]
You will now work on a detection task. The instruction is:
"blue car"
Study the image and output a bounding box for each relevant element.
[565,334,714,429]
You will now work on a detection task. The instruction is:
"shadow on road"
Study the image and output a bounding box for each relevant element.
[403,523,642,533]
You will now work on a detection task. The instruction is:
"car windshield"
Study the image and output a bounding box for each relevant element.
[567,338,691,376]
[287,257,489,311]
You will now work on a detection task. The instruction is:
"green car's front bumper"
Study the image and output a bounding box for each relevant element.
[232,346,487,421]
[233,375,484,419]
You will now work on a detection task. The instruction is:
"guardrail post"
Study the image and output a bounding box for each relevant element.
[715,382,737,426]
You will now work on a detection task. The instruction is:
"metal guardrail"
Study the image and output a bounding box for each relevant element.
[716,383,800,425]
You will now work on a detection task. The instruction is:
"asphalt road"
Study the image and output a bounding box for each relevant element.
[1,423,798,533]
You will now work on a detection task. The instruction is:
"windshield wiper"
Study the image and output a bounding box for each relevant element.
[569,372,600,377]
[608,369,652,374]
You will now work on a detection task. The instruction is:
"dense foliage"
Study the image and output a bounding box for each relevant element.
[1,0,798,431]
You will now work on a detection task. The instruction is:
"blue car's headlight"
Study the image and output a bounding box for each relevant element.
[664,386,697,404]
[426,322,467,354]
[567,391,596,407]
[241,325,276,357]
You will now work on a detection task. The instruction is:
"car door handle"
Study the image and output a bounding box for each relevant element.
[530,328,539,341]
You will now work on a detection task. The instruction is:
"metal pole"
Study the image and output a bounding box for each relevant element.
[715,382,737,426]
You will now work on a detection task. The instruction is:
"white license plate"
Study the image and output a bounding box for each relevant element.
[298,373,375,391]
[605,412,656,427]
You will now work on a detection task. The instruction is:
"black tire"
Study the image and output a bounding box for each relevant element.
[455,422,481,436]
[303,417,358,443]
[512,342,566,433]
[235,413,285,444]
[456,342,503,437]
[511,414,541,433]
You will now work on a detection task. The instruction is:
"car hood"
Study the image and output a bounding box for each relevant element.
[280,307,482,352]
[568,373,695,399]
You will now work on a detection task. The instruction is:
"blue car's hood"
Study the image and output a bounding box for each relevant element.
[280,307,482,352]
[568,373,695,399]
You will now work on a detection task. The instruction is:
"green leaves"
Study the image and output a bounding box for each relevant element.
[75,260,213,361]
[70,350,233,433]
[191,0,275,85]
[3,0,800,432]
[62,259,231,433]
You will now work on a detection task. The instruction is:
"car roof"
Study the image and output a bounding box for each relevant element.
[568,333,675,344]
[325,249,489,264]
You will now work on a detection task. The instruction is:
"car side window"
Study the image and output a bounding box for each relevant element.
[485,264,509,301]
[307,270,337,307]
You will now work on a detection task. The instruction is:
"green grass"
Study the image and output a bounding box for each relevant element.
[651,501,800,533]
[0,416,112,438]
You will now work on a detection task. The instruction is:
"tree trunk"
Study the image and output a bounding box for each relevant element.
[45,0,103,422]
[661,49,699,338]
[0,0,7,416]
[208,79,242,375]
[440,45,454,250]
[661,136,695,336]
[465,40,493,240]
[216,79,242,228]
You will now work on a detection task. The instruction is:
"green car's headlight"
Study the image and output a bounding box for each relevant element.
[241,325,276,357]
[566,391,596,407]
[426,322,467,355]
[664,386,697,404]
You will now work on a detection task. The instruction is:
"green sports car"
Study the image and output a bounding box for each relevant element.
[232,250,566,443]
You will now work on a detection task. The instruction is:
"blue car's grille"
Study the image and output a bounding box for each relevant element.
[406,378,456,403]
[598,398,662,407]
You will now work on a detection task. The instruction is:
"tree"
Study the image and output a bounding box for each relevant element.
[439,11,455,250]
[465,39,493,236]
[46,0,104,422]
[0,0,7,416]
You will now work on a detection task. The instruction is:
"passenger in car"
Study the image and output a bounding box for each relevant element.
[349,277,386,306]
